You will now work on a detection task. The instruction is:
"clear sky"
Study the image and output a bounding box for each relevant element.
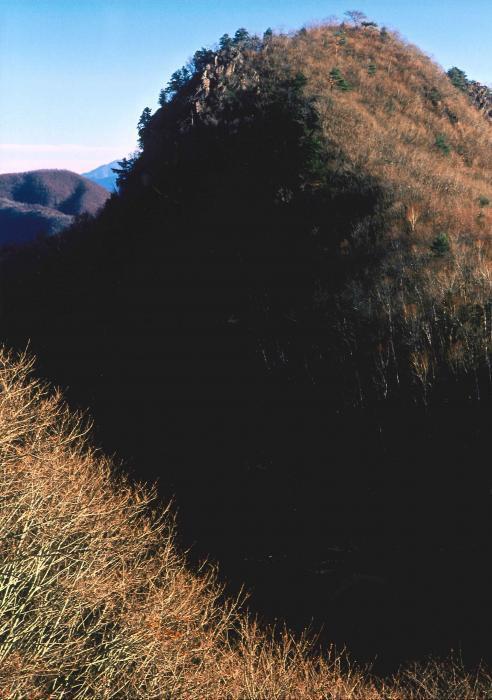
[0,0,490,174]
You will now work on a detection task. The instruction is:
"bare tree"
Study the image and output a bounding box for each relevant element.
[344,9,368,26]
[405,203,421,233]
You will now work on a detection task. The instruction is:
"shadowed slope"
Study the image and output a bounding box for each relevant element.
[0,349,491,698]
[0,198,72,245]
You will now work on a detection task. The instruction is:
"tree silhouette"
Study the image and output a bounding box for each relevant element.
[344,9,368,26]
[137,107,152,149]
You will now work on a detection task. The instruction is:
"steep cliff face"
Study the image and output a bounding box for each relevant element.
[468,80,492,122]
[192,50,248,111]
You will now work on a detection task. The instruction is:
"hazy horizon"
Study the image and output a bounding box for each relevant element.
[1,0,491,174]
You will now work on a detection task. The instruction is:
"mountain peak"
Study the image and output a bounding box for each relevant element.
[82,160,120,192]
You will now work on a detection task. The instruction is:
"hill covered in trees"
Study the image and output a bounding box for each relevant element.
[1,20,492,675]
[0,169,109,245]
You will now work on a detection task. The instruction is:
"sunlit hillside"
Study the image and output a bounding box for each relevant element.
[289,23,492,242]
[283,22,492,397]
[122,20,492,402]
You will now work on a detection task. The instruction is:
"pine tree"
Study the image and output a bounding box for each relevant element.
[233,28,250,44]
[137,107,152,149]
[447,66,468,92]
[431,232,450,256]
[435,133,451,156]
[329,67,352,91]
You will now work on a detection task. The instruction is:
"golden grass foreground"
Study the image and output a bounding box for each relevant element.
[0,348,491,698]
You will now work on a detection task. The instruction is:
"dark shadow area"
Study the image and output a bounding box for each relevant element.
[1,61,492,675]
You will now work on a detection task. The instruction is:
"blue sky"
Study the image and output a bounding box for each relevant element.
[0,0,490,174]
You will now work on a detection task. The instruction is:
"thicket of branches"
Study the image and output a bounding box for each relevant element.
[0,349,491,698]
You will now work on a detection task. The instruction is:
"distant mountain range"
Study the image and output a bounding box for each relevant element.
[0,169,109,247]
[82,160,120,192]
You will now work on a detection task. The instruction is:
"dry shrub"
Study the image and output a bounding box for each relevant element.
[0,349,234,698]
[275,23,492,243]
[246,24,492,396]
[0,348,491,697]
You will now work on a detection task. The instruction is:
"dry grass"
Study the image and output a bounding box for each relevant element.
[246,24,492,395]
[282,23,492,240]
[0,347,490,697]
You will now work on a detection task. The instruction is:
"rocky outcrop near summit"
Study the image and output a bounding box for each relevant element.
[468,80,492,122]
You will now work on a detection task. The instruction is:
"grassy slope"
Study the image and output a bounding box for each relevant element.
[271,24,492,393]
[281,24,492,240]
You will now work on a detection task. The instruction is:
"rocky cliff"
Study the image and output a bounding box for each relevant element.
[468,80,492,122]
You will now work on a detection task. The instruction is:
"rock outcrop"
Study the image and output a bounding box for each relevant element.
[468,80,492,122]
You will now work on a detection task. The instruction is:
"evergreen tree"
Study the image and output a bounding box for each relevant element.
[431,232,450,256]
[435,133,451,156]
[164,67,191,102]
[233,28,250,44]
[329,67,352,91]
[112,153,138,188]
[447,66,468,92]
[219,33,233,51]
[137,107,152,149]
[192,48,215,72]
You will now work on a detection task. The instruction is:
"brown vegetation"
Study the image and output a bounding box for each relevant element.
[1,348,492,697]
[145,22,492,402]
[286,24,492,217]
[259,23,492,398]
